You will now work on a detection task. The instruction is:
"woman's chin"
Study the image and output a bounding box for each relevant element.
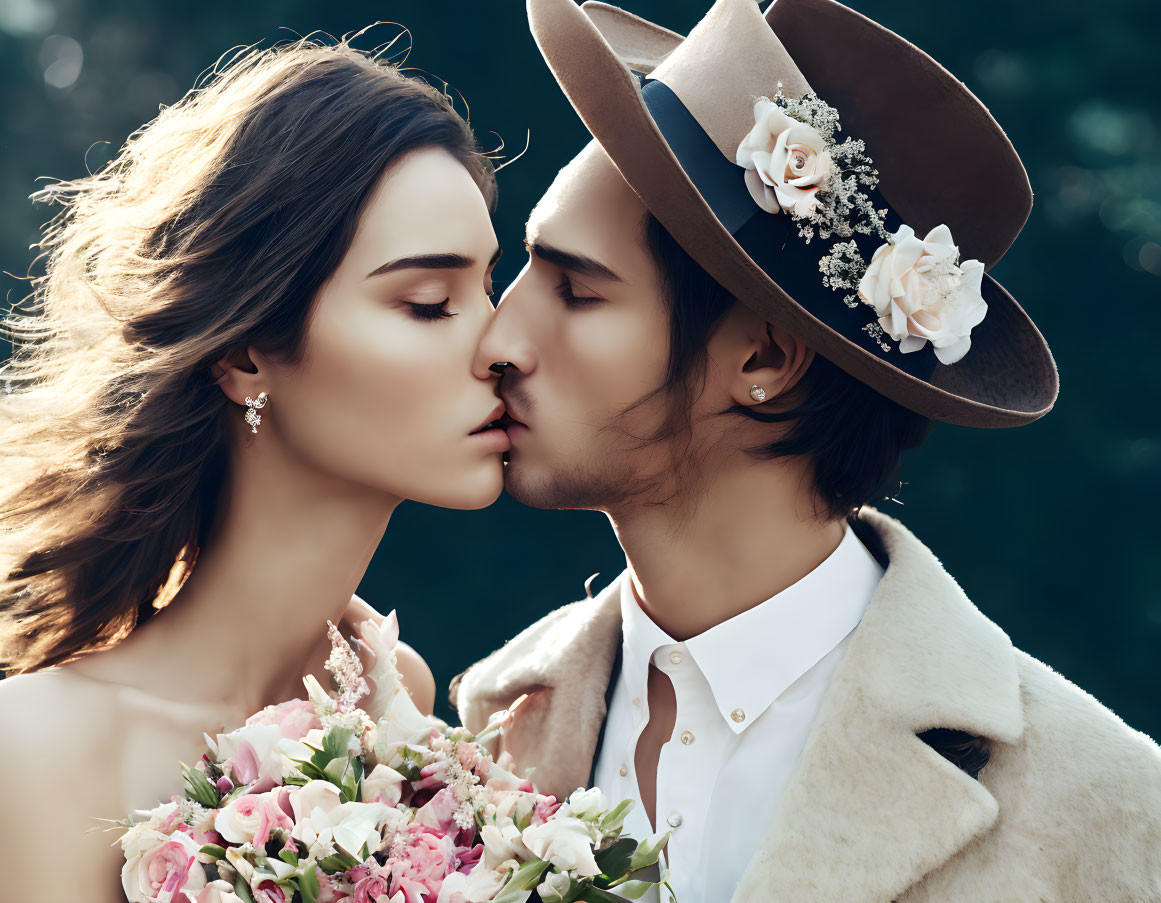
[412,460,505,511]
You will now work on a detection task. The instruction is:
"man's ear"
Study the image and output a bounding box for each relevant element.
[212,346,268,407]
[710,304,814,407]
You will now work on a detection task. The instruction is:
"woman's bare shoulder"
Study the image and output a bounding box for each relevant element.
[0,667,121,753]
[345,595,436,716]
[0,670,128,901]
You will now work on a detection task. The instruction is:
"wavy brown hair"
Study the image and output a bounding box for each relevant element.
[0,35,496,675]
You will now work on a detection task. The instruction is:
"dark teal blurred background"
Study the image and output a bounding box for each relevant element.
[2,0,1158,735]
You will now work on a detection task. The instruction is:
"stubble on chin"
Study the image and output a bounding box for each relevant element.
[502,453,638,512]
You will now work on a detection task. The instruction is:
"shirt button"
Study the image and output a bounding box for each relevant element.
[680,730,695,745]
[619,764,629,776]
[669,651,683,665]
[731,707,747,723]
[667,812,683,828]
[632,697,641,706]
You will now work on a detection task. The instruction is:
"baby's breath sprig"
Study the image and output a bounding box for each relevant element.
[763,85,890,245]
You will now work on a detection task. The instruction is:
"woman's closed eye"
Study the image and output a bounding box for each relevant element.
[555,275,603,309]
[404,298,456,321]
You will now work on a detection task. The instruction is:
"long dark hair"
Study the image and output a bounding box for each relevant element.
[0,37,496,674]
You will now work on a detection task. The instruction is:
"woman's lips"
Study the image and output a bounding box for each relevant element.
[469,402,512,452]
[469,423,511,452]
[470,402,507,436]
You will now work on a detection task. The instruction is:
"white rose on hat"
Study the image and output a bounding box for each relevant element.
[736,100,832,218]
[859,223,988,365]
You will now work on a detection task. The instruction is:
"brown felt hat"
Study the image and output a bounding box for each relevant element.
[527,0,1059,427]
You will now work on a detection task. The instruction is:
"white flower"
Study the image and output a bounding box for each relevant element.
[737,99,833,218]
[289,780,403,857]
[214,723,283,786]
[124,801,180,833]
[536,870,575,903]
[521,815,602,878]
[561,787,609,822]
[436,864,511,903]
[858,223,988,365]
[372,683,443,764]
[194,880,247,903]
[480,820,532,869]
[361,762,406,805]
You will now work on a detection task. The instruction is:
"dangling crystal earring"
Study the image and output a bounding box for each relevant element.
[244,392,268,434]
[749,385,767,403]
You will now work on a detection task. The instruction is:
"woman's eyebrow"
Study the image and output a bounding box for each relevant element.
[366,246,501,279]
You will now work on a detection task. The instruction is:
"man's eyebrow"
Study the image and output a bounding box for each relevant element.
[525,240,623,283]
[366,246,501,279]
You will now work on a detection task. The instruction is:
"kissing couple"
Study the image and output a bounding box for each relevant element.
[1,0,1159,900]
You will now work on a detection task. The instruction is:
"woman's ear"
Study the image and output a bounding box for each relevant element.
[212,346,268,407]
[709,304,814,408]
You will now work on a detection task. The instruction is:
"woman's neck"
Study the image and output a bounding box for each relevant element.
[73,428,398,717]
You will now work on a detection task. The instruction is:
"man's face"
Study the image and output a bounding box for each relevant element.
[473,142,677,510]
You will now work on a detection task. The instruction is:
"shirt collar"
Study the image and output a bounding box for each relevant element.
[619,523,885,734]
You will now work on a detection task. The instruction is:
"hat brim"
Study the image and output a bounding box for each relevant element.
[528,0,1058,427]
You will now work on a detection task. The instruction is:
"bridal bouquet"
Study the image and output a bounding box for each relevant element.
[116,615,671,903]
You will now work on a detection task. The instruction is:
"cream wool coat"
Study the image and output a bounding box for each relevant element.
[454,508,1161,902]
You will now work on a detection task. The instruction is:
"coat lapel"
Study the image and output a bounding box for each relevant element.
[731,509,1025,903]
[455,509,1026,902]
[455,573,627,800]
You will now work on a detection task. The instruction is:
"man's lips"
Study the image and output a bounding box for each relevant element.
[496,403,527,431]
[470,402,508,435]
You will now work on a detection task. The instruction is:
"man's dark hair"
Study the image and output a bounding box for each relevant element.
[644,213,933,521]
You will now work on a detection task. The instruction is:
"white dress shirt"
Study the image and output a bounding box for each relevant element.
[592,524,885,903]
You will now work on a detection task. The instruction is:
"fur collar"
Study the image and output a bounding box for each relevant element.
[455,507,1024,901]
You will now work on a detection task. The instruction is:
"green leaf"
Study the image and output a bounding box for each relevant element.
[298,761,328,782]
[324,756,350,785]
[180,761,221,808]
[605,879,658,900]
[628,832,671,871]
[277,847,299,867]
[298,863,320,903]
[347,756,364,803]
[317,848,362,873]
[594,838,637,882]
[577,887,627,903]
[491,859,551,903]
[598,799,634,835]
[322,727,354,761]
[233,877,256,903]
[199,843,227,861]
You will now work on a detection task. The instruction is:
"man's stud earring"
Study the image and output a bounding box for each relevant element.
[244,392,268,434]
[749,385,767,403]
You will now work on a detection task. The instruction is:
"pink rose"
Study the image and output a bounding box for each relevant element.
[389,825,457,901]
[214,790,294,847]
[351,867,392,903]
[247,699,322,742]
[226,740,261,786]
[122,830,208,903]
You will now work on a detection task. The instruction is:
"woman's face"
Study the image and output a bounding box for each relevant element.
[258,147,507,510]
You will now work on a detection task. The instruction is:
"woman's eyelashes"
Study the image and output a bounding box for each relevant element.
[554,275,603,309]
[404,298,456,321]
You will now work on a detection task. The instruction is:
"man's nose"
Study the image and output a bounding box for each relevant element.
[471,262,539,381]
